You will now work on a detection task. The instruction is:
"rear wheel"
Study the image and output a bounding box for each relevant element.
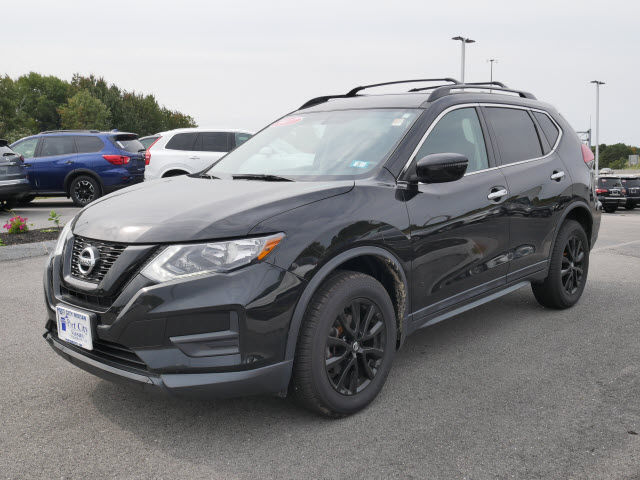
[70,175,101,207]
[625,204,635,210]
[532,220,589,309]
[291,271,397,417]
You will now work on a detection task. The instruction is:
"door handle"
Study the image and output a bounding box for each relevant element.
[487,188,508,201]
[23,163,32,168]
[189,156,200,160]
[551,170,565,181]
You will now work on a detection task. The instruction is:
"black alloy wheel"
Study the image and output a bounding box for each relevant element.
[70,176,100,207]
[291,271,397,416]
[532,219,589,309]
[560,235,585,295]
[325,299,386,396]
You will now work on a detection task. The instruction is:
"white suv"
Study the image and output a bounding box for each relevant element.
[144,128,253,180]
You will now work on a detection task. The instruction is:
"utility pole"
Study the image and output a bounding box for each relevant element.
[452,36,475,83]
[591,80,605,176]
[487,59,498,83]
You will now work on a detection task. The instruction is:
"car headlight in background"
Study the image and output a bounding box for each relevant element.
[141,233,285,283]
[53,221,73,256]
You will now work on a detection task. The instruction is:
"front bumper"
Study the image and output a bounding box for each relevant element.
[43,242,306,398]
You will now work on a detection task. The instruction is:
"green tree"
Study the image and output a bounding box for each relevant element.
[14,73,71,132]
[58,91,111,130]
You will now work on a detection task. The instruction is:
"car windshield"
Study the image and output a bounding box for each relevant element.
[206,109,420,181]
[598,178,622,188]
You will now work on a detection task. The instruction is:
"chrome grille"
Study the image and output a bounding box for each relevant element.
[70,236,127,284]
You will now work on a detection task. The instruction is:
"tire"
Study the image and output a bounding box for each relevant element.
[603,206,617,213]
[70,175,101,207]
[532,220,589,309]
[625,204,635,210]
[291,271,397,417]
[17,194,36,205]
[0,199,17,211]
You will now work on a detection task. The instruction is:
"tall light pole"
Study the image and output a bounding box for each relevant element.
[487,59,498,83]
[591,80,605,176]
[452,36,475,83]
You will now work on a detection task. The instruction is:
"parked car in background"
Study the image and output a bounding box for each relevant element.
[11,130,146,207]
[44,79,599,416]
[599,167,614,175]
[139,135,161,150]
[620,175,640,210]
[0,140,30,209]
[144,128,253,180]
[595,176,626,213]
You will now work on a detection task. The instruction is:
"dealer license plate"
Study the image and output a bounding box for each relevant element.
[56,305,93,351]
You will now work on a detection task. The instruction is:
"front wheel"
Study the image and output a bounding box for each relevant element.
[603,206,617,213]
[532,220,589,309]
[291,271,397,417]
[70,175,101,207]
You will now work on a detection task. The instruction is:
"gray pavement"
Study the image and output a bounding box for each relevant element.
[1,198,80,229]
[1,211,640,479]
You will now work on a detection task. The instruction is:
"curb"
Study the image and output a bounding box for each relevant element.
[0,240,56,262]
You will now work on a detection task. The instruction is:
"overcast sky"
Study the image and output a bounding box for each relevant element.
[4,0,638,145]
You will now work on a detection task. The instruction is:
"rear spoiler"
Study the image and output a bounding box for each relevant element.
[111,133,139,141]
[0,139,8,147]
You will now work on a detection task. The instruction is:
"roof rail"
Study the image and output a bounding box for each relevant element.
[299,78,461,109]
[463,81,508,88]
[39,130,101,134]
[427,84,536,102]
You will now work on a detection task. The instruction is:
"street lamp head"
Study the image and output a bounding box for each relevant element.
[452,36,464,41]
[591,80,606,85]
[465,39,476,44]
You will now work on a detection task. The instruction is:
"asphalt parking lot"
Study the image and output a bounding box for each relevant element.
[1,198,81,230]
[1,210,639,479]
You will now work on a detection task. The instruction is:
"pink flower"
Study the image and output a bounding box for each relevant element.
[19,225,24,230]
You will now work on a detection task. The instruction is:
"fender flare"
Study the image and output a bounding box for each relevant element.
[551,199,594,249]
[63,169,105,196]
[283,245,410,362]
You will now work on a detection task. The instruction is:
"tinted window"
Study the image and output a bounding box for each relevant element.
[533,112,560,148]
[74,136,105,154]
[415,107,489,174]
[194,132,228,152]
[484,107,543,164]
[40,136,75,157]
[598,178,622,188]
[166,133,197,151]
[112,135,145,153]
[234,132,252,148]
[622,178,640,187]
[12,138,39,159]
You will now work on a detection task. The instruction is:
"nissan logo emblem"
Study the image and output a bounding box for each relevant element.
[77,246,100,276]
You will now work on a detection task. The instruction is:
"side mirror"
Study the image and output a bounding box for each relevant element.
[415,153,468,184]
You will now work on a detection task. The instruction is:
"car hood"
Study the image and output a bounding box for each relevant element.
[73,176,354,243]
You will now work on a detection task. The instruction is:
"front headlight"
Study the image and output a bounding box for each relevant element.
[141,233,285,283]
[53,221,73,256]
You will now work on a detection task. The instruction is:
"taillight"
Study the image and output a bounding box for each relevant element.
[145,136,162,166]
[595,188,607,194]
[103,155,130,165]
[19,155,24,162]
[622,189,627,195]
[581,144,595,164]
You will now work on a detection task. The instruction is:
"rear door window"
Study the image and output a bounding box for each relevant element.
[415,107,489,174]
[40,136,76,157]
[484,107,543,164]
[75,136,105,154]
[194,132,229,152]
[532,112,560,148]
[12,138,39,159]
[166,133,198,151]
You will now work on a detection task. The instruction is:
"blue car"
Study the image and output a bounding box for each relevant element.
[11,130,146,206]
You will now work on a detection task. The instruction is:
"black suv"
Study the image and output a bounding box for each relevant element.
[43,79,600,416]
[596,176,626,213]
[0,140,30,209]
[621,175,640,210]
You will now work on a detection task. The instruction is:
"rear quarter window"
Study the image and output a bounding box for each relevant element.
[75,136,105,154]
[532,112,560,148]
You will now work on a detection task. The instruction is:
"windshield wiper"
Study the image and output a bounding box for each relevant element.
[232,174,294,182]
[198,173,220,179]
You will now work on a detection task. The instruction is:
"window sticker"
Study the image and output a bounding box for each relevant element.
[272,116,303,127]
[391,119,404,126]
[351,160,369,168]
